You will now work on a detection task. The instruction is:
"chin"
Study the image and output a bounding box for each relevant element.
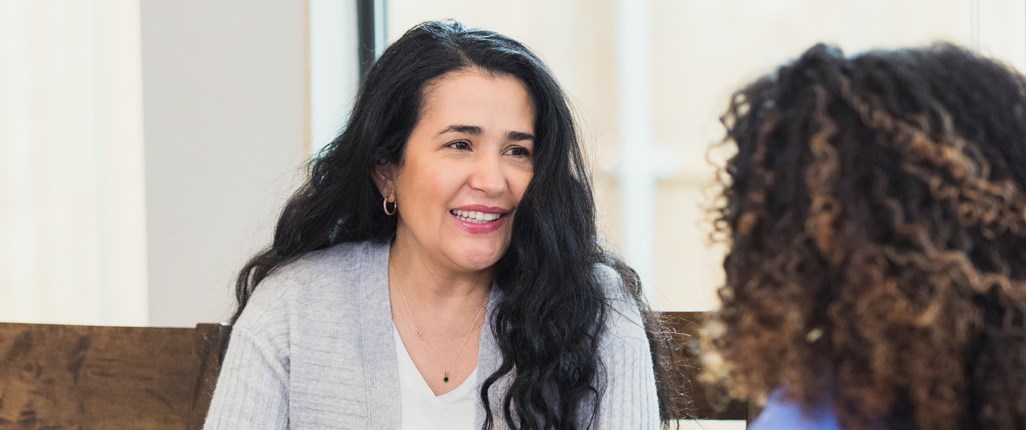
[456,257,501,272]
[453,248,505,272]
[445,235,513,271]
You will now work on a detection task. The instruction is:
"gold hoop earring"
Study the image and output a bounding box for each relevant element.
[383,196,397,216]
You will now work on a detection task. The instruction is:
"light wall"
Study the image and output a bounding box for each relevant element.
[0,1,147,325]
[140,1,310,327]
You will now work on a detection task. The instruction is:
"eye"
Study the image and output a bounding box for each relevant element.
[446,140,471,150]
[505,146,531,157]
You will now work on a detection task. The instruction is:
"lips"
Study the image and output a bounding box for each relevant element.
[449,206,509,233]
[451,209,502,224]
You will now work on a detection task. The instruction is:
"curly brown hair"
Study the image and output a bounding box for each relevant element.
[703,43,1026,430]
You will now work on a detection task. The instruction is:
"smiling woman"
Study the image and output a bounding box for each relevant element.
[376,70,536,397]
[203,20,668,429]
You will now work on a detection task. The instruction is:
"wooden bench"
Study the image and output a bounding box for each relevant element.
[0,312,748,428]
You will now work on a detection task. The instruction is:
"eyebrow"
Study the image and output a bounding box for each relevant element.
[439,124,535,142]
[507,131,535,142]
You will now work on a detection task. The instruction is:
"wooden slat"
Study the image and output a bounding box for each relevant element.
[0,323,203,429]
[188,323,227,430]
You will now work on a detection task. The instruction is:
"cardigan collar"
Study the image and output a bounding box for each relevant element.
[358,240,506,428]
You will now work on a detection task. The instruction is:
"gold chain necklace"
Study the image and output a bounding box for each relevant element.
[396,281,487,383]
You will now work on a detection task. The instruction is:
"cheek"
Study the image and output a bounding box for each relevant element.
[512,171,533,203]
[398,165,460,207]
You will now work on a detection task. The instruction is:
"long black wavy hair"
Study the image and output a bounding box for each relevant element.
[231,20,675,429]
[705,43,1026,429]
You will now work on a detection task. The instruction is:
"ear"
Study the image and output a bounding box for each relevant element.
[372,162,398,199]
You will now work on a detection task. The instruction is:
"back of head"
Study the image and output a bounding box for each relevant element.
[706,43,1026,430]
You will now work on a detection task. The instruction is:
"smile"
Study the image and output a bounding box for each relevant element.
[450,209,503,224]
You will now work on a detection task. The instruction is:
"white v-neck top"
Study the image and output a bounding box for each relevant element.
[393,326,478,430]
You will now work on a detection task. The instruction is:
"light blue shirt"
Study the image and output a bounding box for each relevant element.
[748,389,842,430]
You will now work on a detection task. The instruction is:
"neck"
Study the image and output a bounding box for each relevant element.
[387,240,493,311]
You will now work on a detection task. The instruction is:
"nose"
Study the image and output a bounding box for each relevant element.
[467,152,507,196]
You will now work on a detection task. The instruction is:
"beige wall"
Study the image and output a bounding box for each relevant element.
[0,1,148,325]
[140,1,310,326]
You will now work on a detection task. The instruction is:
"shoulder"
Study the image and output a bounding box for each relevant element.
[264,240,388,288]
[592,263,647,343]
[749,389,842,430]
[235,240,389,331]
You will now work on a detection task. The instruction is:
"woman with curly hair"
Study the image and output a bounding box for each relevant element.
[704,43,1026,430]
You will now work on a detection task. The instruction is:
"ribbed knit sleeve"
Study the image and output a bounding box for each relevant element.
[204,283,292,430]
[596,333,660,428]
[594,265,661,429]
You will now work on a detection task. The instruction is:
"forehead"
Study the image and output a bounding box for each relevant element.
[417,69,536,125]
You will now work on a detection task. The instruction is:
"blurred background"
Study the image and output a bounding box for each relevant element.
[2,0,1024,329]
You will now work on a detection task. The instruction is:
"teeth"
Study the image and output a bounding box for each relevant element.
[450,209,502,224]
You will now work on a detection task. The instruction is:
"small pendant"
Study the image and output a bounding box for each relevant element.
[443,372,450,383]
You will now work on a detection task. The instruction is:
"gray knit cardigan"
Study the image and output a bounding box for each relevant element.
[204,241,659,429]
